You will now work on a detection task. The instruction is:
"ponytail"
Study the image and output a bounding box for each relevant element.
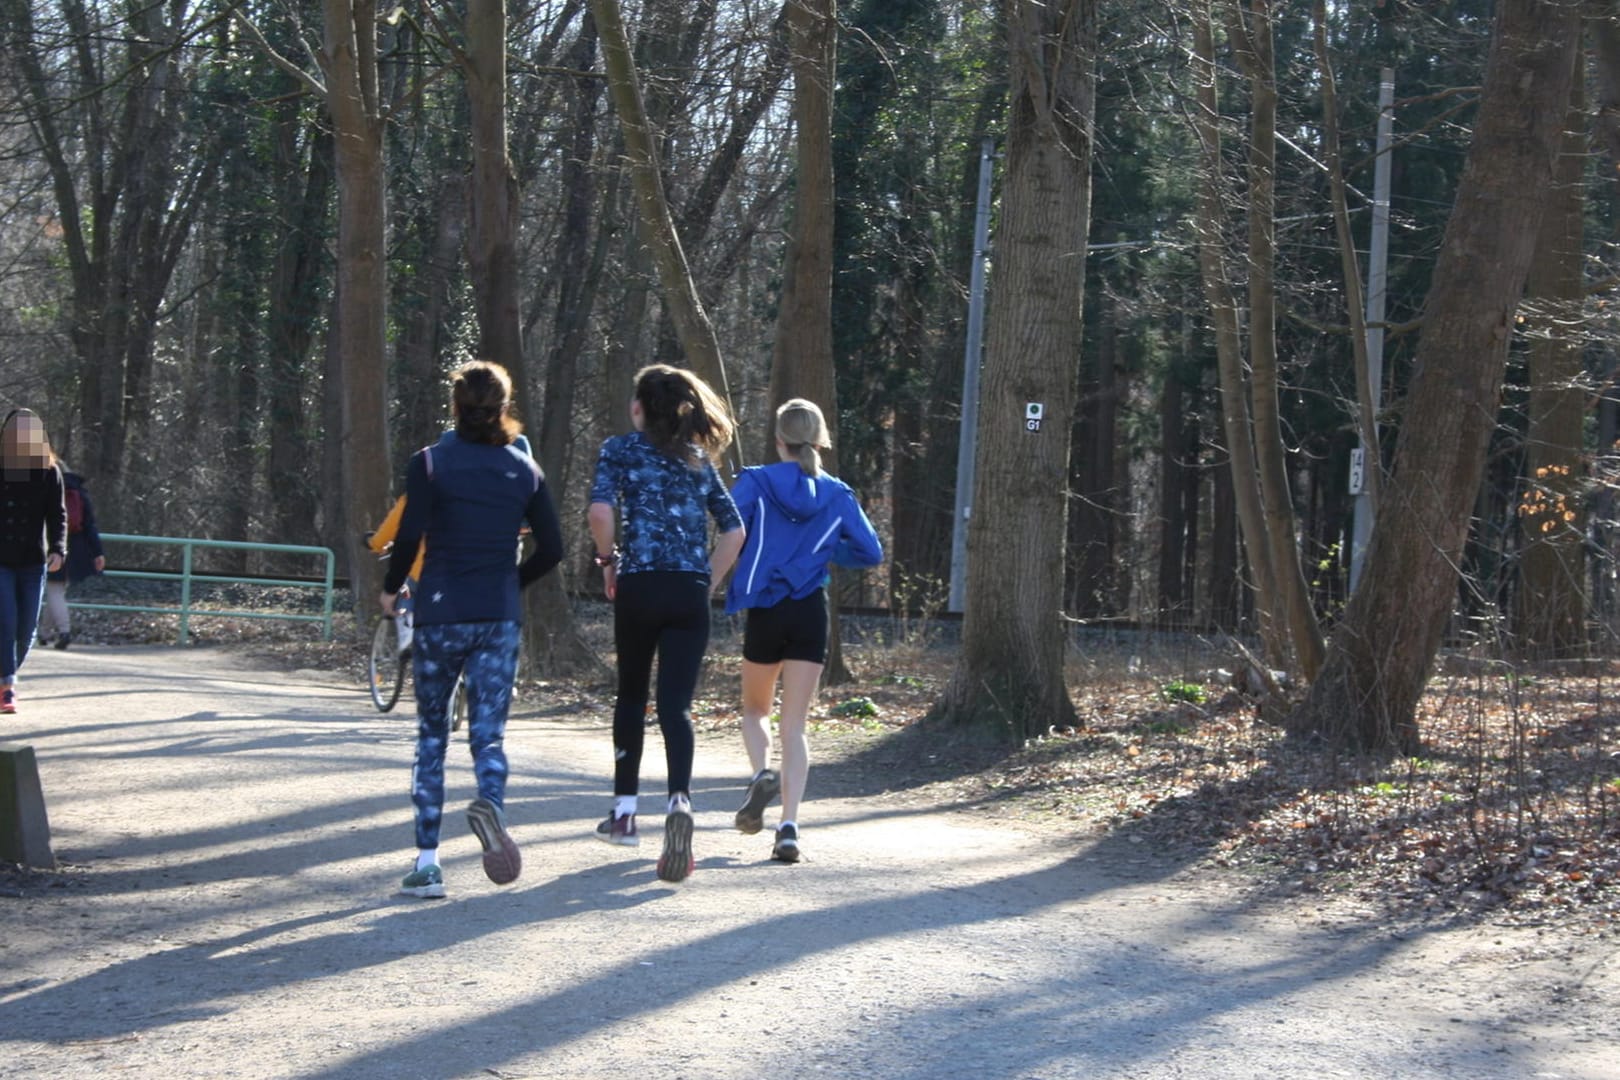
[633,363,735,467]
[452,360,523,446]
[774,398,831,476]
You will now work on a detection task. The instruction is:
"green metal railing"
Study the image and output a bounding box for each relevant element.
[69,534,337,644]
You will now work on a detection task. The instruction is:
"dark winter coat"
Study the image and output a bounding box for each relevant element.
[0,462,66,569]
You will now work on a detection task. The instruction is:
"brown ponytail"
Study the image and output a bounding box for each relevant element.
[633,363,734,467]
[452,360,523,446]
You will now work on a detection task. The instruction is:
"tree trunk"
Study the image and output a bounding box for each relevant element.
[1289,0,1580,752]
[1189,0,1283,662]
[765,0,846,679]
[396,173,466,456]
[267,117,333,550]
[930,0,1096,741]
[466,0,526,375]
[1229,0,1325,678]
[1068,296,1121,619]
[325,0,394,610]
[1515,44,1586,660]
[531,14,609,679]
[590,0,735,453]
[1157,368,1189,627]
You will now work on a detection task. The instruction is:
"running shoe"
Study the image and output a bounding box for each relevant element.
[595,812,640,846]
[1,687,14,714]
[52,632,71,650]
[399,864,446,899]
[772,823,801,864]
[466,798,522,885]
[657,796,695,883]
[733,768,780,835]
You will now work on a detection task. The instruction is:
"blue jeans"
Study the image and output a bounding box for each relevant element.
[0,563,46,684]
[409,620,522,850]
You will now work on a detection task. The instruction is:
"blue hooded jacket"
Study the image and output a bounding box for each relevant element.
[725,461,883,614]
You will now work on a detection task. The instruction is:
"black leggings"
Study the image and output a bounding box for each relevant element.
[612,571,710,797]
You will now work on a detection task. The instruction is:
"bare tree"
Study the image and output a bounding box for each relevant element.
[1290,0,1581,751]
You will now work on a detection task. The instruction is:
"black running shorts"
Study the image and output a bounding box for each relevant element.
[742,588,829,665]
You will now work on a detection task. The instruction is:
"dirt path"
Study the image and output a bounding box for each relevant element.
[1,646,1613,1079]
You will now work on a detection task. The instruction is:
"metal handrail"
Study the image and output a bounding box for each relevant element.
[69,534,337,644]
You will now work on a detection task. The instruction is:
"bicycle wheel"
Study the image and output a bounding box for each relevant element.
[368,617,406,712]
[449,672,467,732]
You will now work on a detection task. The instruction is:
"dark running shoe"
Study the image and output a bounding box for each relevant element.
[0,687,13,714]
[399,864,447,899]
[772,823,801,864]
[595,812,640,846]
[657,797,695,883]
[733,768,780,835]
[466,798,522,885]
[52,632,71,650]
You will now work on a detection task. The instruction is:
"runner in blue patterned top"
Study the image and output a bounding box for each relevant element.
[588,363,745,883]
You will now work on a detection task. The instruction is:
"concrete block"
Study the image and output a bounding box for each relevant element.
[0,743,55,869]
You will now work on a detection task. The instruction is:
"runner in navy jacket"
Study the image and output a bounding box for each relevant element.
[380,361,563,899]
[724,398,882,863]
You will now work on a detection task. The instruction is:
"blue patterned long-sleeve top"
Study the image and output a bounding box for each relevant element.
[589,432,742,578]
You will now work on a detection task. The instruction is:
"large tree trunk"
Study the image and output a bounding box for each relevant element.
[766,0,846,679]
[1290,0,1580,752]
[1515,44,1587,660]
[930,0,1096,741]
[466,0,526,374]
[325,0,394,609]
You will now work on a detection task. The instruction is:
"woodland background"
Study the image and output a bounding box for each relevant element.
[0,1,1612,751]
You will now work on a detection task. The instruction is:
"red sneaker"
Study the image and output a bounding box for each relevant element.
[0,687,14,714]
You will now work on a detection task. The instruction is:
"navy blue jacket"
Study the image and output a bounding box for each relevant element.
[725,462,882,613]
[383,433,563,625]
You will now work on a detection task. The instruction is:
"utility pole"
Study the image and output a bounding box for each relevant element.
[949,138,996,613]
[1349,68,1394,594]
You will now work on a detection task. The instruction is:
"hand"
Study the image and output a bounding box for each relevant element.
[46,553,63,573]
[379,591,398,617]
[93,555,106,573]
[602,564,617,602]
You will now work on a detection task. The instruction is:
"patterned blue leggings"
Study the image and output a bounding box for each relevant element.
[410,620,521,850]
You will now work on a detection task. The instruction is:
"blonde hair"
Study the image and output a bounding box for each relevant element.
[775,398,830,475]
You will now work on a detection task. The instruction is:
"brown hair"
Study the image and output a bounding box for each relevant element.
[775,398,830,476]
[452,360,523,446]
[1,408,56,470]
[634,364,734,467]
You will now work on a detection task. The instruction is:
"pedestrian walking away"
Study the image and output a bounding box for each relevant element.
[380,361,563,899]
[0,409,66,715]
[726,398,883,863]
[588,364,745,883]
[37,462,105,651]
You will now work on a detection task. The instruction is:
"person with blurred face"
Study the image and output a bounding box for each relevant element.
[0,409,66,714]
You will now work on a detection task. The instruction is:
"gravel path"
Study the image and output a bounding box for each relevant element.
[0,645,1613,1079]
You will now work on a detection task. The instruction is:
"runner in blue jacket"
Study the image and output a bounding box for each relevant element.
[725,398,882,863]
